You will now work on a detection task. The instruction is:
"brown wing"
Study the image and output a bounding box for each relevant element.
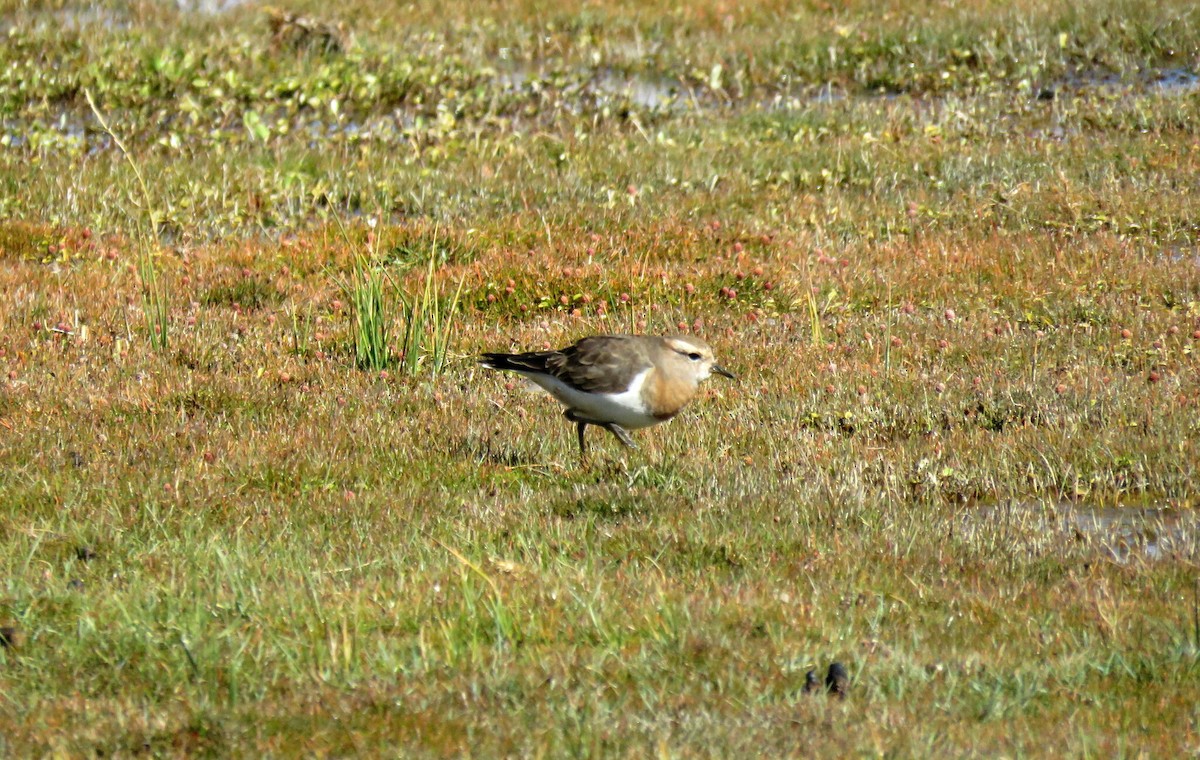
[543,335,652,394]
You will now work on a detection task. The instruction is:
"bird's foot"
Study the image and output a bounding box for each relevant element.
[603,423,637,449]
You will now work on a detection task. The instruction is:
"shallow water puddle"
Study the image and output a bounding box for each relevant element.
[175,0,256,13]
[1050,67,1200,99]
[969,501,1198,563]
[1150,68,1200,96]
[495,64,683,111]
[591,69,681,110]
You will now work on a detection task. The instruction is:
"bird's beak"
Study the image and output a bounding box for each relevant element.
[713,364,736,380]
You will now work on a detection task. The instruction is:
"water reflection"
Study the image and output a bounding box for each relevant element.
[970,501,1197,563]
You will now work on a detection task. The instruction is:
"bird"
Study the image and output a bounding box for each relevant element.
[825,662,849,699]
[480,334,735,457]
[803,669,821,694]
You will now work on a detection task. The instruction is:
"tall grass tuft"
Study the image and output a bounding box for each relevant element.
[349,255,390,371]
[806,289,823,347]
[138,254,170,352]
[288,304,314,357]
[86,90,169,351]
[397,238,465,377]
[336,222,464,376]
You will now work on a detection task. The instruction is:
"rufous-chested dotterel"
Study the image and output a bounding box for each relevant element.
[480,334,735,456]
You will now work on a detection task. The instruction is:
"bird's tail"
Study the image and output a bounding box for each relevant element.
[478,352,510,370]
[479,351,553,373]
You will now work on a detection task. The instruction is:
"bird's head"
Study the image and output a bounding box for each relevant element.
[663,336,736,384]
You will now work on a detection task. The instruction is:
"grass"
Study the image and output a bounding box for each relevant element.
[1,0,1199,755]
[347,252,390,371]
[397,238,466,377]
[85,89,171,352]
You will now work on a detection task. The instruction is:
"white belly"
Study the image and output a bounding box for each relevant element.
[519,369,662,429]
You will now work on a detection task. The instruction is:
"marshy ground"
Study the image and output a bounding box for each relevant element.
[1,0,1199,755]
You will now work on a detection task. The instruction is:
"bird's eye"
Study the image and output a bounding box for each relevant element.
[687,352,702,361]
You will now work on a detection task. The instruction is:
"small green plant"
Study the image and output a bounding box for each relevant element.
[336,222,463,375]
[288,304,314,357]
[801,261,823,347]
[348,255,390,371]
[137,253,170,353]
[397,236,465,377]
[333,216,391,372]
[884,282,893,376]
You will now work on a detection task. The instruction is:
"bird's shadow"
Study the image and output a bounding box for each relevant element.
[452,433,549,469]
[453,431,690,488]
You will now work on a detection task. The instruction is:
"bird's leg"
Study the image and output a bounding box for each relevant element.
[565,410,636,455]
[602,423,637,449]
[564,409,589,459]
